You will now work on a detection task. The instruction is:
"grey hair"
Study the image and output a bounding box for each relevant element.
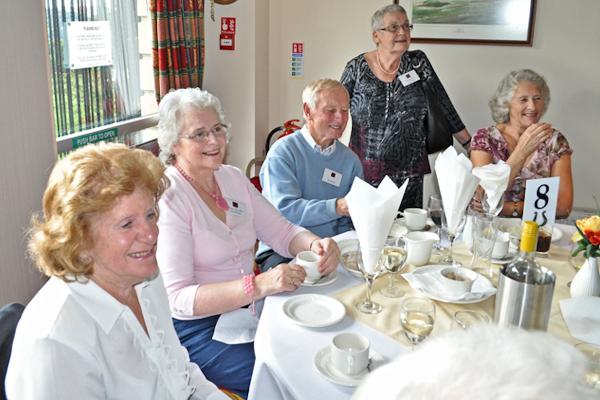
[302,78,349,112]
[489,69,551,124]
[157,88,230,165]
[354,325,596,400]
[371,4,407,32]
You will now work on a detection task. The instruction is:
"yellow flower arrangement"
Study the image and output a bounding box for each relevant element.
[571,212,600,259]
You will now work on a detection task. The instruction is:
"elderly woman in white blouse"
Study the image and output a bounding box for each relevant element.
[6,143,230,400]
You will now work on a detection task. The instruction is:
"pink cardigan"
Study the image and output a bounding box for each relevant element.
[157,164,305,320]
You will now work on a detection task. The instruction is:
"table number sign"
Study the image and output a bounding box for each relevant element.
[522,177,560,227]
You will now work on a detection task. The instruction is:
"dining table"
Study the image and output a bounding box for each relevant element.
[247,222,583,400]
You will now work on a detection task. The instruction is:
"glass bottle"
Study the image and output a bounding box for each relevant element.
[504,221,548,284]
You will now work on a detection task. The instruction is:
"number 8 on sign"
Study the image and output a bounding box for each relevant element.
[523,177,560,228]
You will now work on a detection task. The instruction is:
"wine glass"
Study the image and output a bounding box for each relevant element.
[427,194,445,257]
[441,210,467,266]
[452,310,490,330]
[355,245,385,314]
[400,296,435,349]
[381,236,408,298]
[481,191,504,216]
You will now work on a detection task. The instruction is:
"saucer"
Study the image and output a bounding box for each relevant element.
[338,239,363,279]
[301,271,337,287]
[282,294,345,328]
[313,346,385,387]
[393,217,435,233]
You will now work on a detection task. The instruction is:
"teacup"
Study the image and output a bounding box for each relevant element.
[401,208,428,231]
[440,267,477,297]
[296,250,321,283]
[330,333,370,376]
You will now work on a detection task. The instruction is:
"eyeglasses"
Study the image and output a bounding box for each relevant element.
[180,124,228,143]
[378,22,413,33]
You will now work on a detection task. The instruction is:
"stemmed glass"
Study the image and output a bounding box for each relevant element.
[441,210,467,266]
[400,296,435,349]
[381,236,408,298]
[452,310,490,330]
[355,245,385,314]
[427,194,445,257]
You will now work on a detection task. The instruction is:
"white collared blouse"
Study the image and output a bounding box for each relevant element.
[6,274,229,400]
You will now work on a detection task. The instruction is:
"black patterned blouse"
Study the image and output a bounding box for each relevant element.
[341,50,465,208]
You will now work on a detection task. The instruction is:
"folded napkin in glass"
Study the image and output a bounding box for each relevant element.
[213,306,260,344]
[403,266,496,301]
[559,296,600,346]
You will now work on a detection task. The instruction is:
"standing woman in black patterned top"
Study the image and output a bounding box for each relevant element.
[341,4,471,209]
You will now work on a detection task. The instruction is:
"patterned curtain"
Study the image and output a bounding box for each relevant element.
[151,0,205,102]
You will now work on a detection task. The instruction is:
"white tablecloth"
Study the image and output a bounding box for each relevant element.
[248,225,578,400]
[248,231,405,400]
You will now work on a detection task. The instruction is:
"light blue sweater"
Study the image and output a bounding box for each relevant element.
[257,130,363,256]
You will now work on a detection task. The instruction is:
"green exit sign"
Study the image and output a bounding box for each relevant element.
[72,128,118,149]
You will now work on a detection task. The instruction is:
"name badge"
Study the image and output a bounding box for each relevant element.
[322,168,342,187]
[225,198,246,217]
[399,70,420,87]
[522,177,559,228]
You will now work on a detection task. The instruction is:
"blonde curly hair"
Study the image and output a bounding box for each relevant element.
[28,143,168,281]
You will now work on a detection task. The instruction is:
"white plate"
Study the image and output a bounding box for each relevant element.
[409,265,496,304]
[552,226,563,242]
[282,294,346,328]
[301,271,337,287]
[338,239,363,279]
[313,346,385,387]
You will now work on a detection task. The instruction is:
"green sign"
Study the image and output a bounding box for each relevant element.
[72,128,118,149]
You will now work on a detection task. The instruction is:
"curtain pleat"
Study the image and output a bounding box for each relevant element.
[151,0,205,103]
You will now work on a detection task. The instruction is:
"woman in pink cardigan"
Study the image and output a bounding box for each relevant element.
[156,88,340,398]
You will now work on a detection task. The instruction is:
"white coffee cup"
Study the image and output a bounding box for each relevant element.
[330,333,370,376]
[401,208,428,231]
[492,231,510,259]
[296,250,321,283]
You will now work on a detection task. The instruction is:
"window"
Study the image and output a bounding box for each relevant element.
[45,0,157,153]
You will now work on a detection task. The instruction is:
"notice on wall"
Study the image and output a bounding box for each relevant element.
[220,17,236,51]
[72,128,118,149]
[291,42,304,78]
[66,21,112,69]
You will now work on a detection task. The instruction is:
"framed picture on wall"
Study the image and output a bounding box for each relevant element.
[394,0,536,46]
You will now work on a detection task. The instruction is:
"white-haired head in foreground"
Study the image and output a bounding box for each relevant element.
[353,325,596,400]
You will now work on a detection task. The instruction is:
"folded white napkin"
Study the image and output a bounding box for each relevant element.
[559,296,600,346]
[346,176,408,274]
[435,147,480,234]
[402,268,496,301]
[213,307,260,344]
[472,161,510,215]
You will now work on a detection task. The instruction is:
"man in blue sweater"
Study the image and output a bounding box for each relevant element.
[256,79,363,271]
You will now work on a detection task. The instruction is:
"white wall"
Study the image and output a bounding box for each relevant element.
[204,0,268,172]
[267,0,600,209]
[0,1,54,304]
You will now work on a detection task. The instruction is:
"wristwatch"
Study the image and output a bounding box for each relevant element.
[511,201,519,217]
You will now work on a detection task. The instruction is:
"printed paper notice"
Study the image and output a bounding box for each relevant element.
[66,21,113,69]
[291,42,304,78]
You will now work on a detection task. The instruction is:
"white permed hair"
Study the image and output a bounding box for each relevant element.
[157,88,230,165]
[489,69,551,124]
[371,4,407,32]
[353,325,596,400]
